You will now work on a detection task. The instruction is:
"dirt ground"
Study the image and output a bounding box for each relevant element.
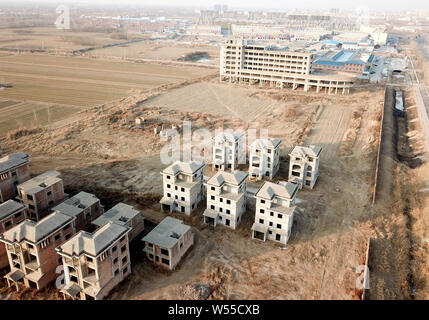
[0,74,389,299]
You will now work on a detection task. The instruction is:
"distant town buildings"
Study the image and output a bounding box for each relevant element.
[160,161,205,215]
[212,131,245,171]
[249,138,282,181]
[0,153,30,204]
[252,181,298,244]
[17,171,65,221]
[142,217,194,271]
[203,170,248,229]
[289,145,322,189]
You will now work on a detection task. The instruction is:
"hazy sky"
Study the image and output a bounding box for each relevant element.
[3,0,429,11]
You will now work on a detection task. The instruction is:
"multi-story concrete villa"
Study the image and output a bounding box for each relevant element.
[0,211,76,291]
[0,200,27,268]
[203,170,248,230]
[249,138,282,181]
[212,131,245,171]
[56,222,131,300]
[92,203,143,241]
[160,161,205,215]
[0,153,30,203]
[53,191,104,231]
[16,171,65,221]
[220,39,354,94]
[142,217,194,271]
[288,145,322,189]
[251,181,299,245]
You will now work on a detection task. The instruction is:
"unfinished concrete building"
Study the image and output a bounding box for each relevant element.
[53,191,104,231]
[288,145,322,189]
[249,138,282,181]
[17,171,65,221]
[252,181,298,245]
[0,200,27,268]
[92,203,143,241]
[160,161,205,216]
[0,153,30,204]
[220,39,354,94]
[56,222,131,300]
[212,131,245,171]
[203,170,248,230]
[0,211,76,291]
[142,217,194,271]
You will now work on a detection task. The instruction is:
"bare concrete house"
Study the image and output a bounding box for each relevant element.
[56,222,131,300]
[160,161,205,215]
[0,200,27,268]
[288,145,322,189]
[252,181,299,245]
[142,217,194,271]
[53,191,104,231]
[203,170,248,230]
[0,211,76,291]
[249,138,282,181]
[0,153,30,204]
[92,203,144,241]
[212,131,245,171]
[17,171,65,221]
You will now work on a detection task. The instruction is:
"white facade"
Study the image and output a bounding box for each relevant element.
[288,145,322,189]
[249,138,281,181]
[203,170,248,230]
[212,131,245,171]
[252,181,299,245]
[160,161,205,216]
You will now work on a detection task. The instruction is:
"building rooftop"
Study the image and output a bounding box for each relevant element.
[255,181,299,201]
[57,222,129,257]
[314,49,371,66]
[214,131,244,143]
[142,217,191,249]
[0,152,30,174]
[251,138,282,150]
[1,211,74,243]
[0,200,26,221]
[207,170,248,187]
[53,192,100,218]
[17,171,62,195]
[290,145,322,158]
[92,203,141,228]
[162,161,205,176]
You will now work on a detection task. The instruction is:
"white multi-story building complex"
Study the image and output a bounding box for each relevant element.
[203,170,248,230]
[251,181,299,245]
[249,138,282,181]
[220,39,355,94]
[160,161,205,215]
[288,145,322,189]
[212,131,245,171]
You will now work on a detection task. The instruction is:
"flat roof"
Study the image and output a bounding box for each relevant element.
[53,192,99,218]
[0,200,26,221]
[142,217,191,249]
[57,222,129,257]
[17,171,62,195]
[92,203,141,228]
[0,153,29,174]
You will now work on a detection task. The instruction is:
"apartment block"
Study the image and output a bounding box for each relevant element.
[288,145,322,189]
[249,138,282,181]
[203,170,248,230]
[53,191,104,231]
[17,171,65,221]
[0,200,27,268]
[0,153,30,203]
[252,181,299,245]
[92,203,144,241]
[212,131,245,171]
[220,39,354,94]
[56,222,131,300]
[0,212,76,291]
[160,161,205,215]
[142,217,194,271]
